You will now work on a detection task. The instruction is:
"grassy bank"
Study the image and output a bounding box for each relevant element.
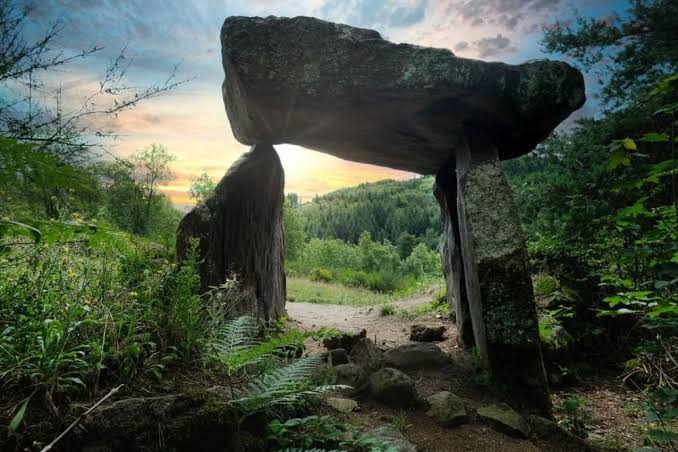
[287,277,393,306]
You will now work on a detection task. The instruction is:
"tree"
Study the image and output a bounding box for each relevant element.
[130,144,175,233]
[282,199,305,261]
[188,173,216,203]
[286,192,299,208]
[541,0,678,106]
[396,231,417,259]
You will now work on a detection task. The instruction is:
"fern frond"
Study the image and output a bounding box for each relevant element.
[230,355,346,413]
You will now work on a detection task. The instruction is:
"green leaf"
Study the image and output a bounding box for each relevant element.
[639,133,669,143]
[9,398,29,432]
[622,138,637,150]
[607,150,631,171]
[646,428,678,444]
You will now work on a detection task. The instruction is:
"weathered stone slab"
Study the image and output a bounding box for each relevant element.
[369,367,418,408]
[426,391,469,427]
[433,168,474,347]
[176,143,285,320]
[455,131,550,414]
[221,16,585,174]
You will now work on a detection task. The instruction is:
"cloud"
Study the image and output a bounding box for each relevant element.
[473,33,517,58]
[454,41,469,52]
[449,0,565,30]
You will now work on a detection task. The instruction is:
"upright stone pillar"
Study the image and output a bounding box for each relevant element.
[434,161,474,347]
[177,143,286,320]
[455,130,550,414]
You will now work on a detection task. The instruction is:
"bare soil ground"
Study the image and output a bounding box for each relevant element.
[287,288,649,451]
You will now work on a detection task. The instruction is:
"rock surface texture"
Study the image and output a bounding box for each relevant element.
[369,367,418,408]
[477,403,531,438]
[383,342,450,369]
[426,391,469,427]
[221,15,584,174]
[176,144,285,320]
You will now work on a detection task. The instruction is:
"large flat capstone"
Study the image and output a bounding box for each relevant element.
[221,16,585,174]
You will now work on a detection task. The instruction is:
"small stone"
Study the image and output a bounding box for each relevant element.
[326,397,358,413]
[366,425,416,452]
[323,329,367,353]
[321,348,349,365]
[369,367,418,408]
[477,403,530,438]
[383,342,450,369]
[349,338,384,372]
[425,391,468,427]
[333,363,369,396]
[410,324,447,342]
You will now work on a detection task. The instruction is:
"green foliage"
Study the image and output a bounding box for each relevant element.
[188,172,216,203]
[230,354,345,415]
[298,176,440,247]
[558,396,590,439]
[0,222,230,427]
[534,274,559,297]
[288,231,441,294]
[309,267,333,283]
[541,0,678,105]
[638,387,678,448]
[267,415,393,451]
[283,198,306,261]
[380,304,395,317]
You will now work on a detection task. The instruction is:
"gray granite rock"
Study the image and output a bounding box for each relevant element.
[221,16,585,175]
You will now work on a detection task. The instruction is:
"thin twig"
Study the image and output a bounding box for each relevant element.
[40,384,124,452]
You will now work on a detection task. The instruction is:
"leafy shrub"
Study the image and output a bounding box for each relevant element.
[309,267,333,283]
[534,274,559,296]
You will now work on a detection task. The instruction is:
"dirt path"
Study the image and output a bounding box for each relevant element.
[286,288,458,351]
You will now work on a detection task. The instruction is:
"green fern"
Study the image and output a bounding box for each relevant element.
[230,355,347,414]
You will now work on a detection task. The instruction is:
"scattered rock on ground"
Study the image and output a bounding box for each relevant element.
[425,391,468,427]
[333,363,369,395]
[326,397,358,413]
[369,367,418,408]
[323,329,367,353]
[349,338,384,372]
[410,324,447,342]
[527,415,589,451]
[383,342,450,369]
[477,403,530,438]
[321,348,349,365]
[366,425,417,452]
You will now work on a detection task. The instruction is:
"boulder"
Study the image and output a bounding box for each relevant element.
[369,367,418,408]
[326,397,358,413]
[221,16,585,175]
[323,329,366,353]
[425,391,468,427]
[333,363,369,396]
[410,324,447,342]
[80,392,243,451]
[477,403,530,438]
[366,425,417,452]
[349,338,384,371]
[176,143,285,320]
[383,342,450,369]
[321,348,349,365]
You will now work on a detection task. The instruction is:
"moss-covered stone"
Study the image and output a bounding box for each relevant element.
[220,16,585,175]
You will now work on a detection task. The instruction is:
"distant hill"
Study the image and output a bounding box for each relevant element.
[294,176,441,249]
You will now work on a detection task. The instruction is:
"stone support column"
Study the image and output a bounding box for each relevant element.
[434,161,474,348]
[454,130,550,414]
[177,143,286,320]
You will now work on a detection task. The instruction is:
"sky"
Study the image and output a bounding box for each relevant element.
[20,0,629,206]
